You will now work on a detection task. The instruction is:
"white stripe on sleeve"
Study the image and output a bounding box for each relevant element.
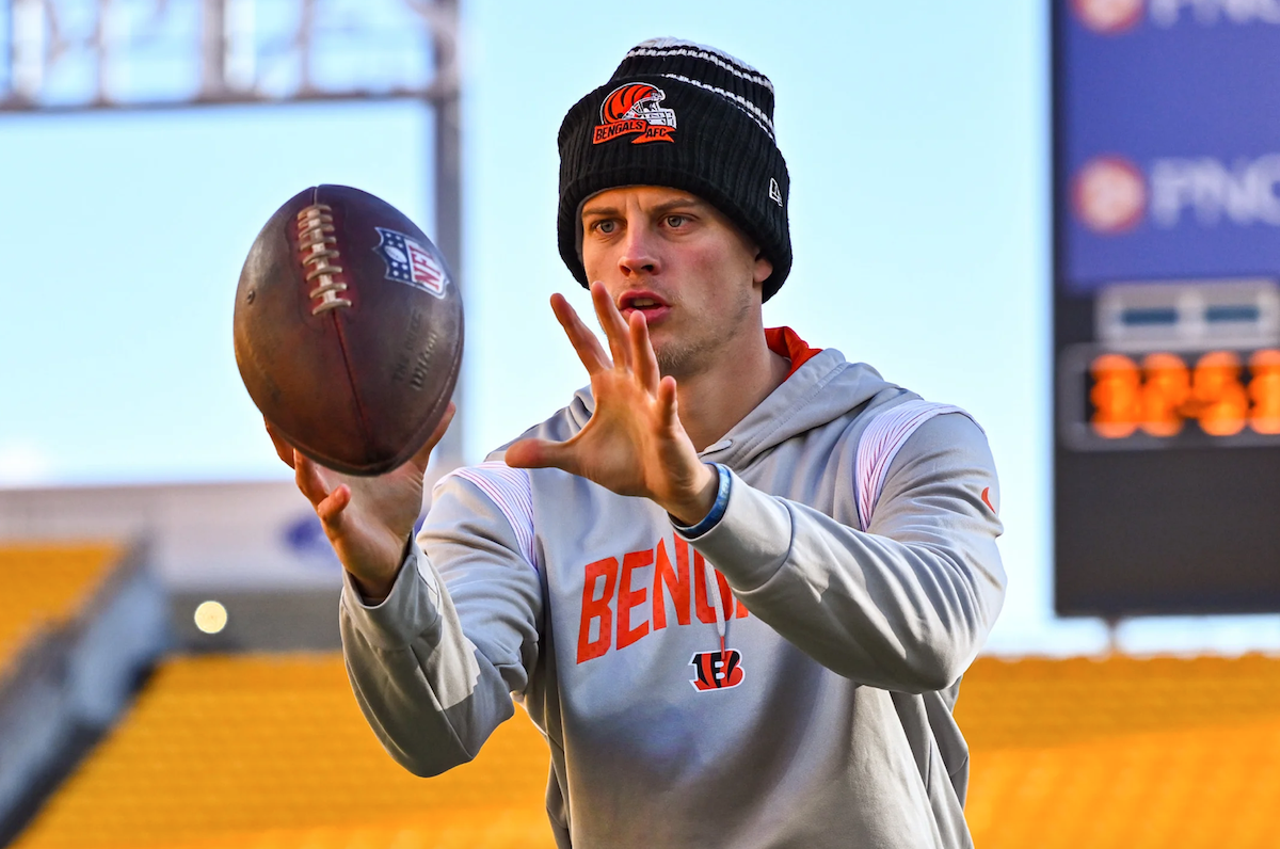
[434,462,538,572]
[855,400,975,531]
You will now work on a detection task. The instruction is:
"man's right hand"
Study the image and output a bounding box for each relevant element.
[265,404,456,602]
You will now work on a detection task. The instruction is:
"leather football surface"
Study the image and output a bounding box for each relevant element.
[234,185,463,475]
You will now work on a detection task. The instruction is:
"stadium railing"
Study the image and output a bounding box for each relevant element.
[0,542,168,844]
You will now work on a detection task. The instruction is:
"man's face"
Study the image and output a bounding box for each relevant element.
[579,186,773,379]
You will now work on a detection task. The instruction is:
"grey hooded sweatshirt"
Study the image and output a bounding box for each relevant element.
[339,339,1006,848]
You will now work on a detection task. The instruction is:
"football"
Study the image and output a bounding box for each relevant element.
[234,185,463,475]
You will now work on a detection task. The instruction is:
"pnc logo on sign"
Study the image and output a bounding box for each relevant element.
[1073,152,1280,235]
[1151,154,1280,227]
[1072,0,1145,34]
[1074,0,1280,31]
[1073,155,1147,234]
[1150,0,1280,27]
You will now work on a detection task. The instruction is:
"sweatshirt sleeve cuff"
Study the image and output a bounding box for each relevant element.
[339,540,443,651]
[669,463,732,539]
[676,467,793,592]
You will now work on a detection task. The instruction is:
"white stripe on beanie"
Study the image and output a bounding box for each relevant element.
[626,38,775,91]
[659,73,776,140]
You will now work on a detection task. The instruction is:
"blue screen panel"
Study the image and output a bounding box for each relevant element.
[1061,1,1280,291]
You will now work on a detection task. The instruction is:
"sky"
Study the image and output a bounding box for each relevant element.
[2,0,1277,656]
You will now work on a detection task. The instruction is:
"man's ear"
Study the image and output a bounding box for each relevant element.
[753,250,774,287]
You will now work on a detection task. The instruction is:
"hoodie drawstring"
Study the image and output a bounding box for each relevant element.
[703,559,728,657]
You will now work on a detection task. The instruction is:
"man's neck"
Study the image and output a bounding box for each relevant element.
[674,332,791,453]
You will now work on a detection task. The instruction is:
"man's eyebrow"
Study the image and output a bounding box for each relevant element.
[581,196,703,219]
[651,198,702,214]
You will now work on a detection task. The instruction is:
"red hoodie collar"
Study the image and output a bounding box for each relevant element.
[765,327,823,379]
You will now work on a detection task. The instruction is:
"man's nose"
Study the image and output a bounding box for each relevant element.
[618,224,661,276]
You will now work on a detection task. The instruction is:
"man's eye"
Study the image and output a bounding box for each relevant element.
[594,220,617,234]
[665,215,687,228]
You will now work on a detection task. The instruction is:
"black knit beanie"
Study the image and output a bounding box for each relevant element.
[557,38,792,302]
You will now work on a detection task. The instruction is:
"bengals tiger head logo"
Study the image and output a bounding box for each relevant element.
[602,83,676,127]
[690,649,744,691]
[593,82,677,146]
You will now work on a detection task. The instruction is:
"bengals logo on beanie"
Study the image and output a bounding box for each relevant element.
[593,82,677,145]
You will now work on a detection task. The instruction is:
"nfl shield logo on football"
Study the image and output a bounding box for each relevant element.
[373,227,450,299]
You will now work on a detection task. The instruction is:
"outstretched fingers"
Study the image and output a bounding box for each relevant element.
[503,436,580,476]
[630,309,660,393]
[265,420,296,469]
[408,402,456,470]
[315,483,352,529]
[294,451,331,507]
[551,293,612,374]
[591,282,632,371]
[658,375,681,430]
[294,451,351,532]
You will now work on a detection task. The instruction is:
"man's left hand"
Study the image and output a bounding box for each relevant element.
[504,282,718,526]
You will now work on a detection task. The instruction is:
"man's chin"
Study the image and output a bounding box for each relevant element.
[653,340,700,379]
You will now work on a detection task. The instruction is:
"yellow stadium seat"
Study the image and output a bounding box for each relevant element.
[0,543,122,676]
[12,654,555,849]
[957,654,1280,849]
[12,645,1280,848]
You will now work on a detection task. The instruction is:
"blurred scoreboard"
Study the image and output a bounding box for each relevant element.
[1054,0,1280,616]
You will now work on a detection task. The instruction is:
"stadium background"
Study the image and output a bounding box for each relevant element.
[1,1,1277,846]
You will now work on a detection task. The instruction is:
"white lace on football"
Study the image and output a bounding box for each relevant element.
[295,203,351,315]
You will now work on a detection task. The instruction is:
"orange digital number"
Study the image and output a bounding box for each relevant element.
[1189,351,1248,436]
[1138,352,1190,437]
[1089,349,1280,439]
[1248,349,1280,435]
[1090,354,1141,438]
